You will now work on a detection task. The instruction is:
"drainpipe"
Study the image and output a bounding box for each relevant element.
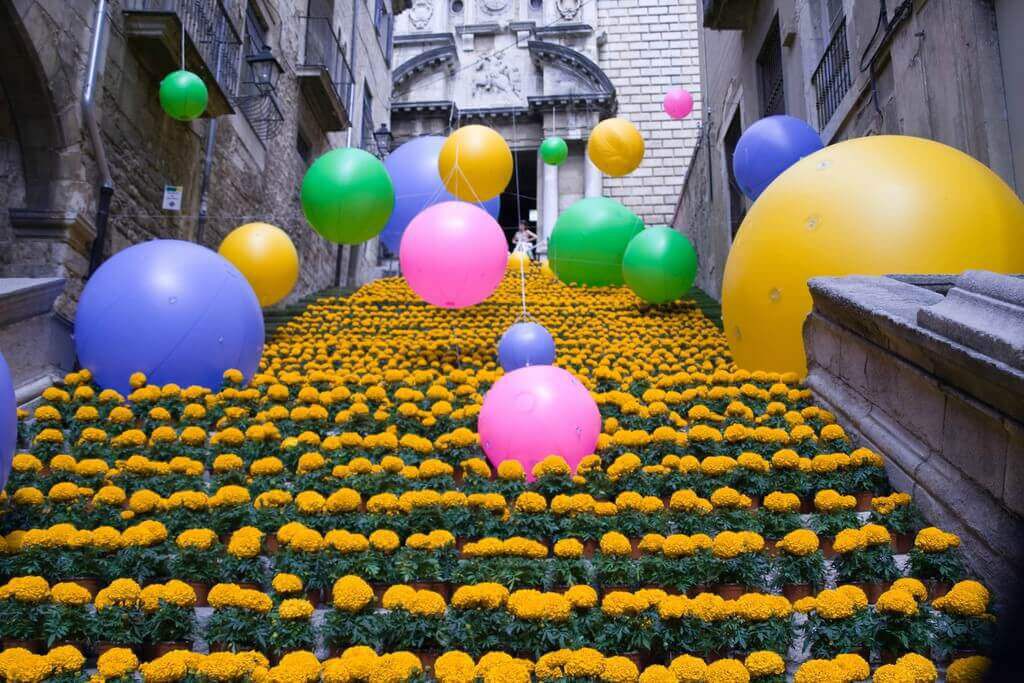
[337,0,362,287]
[85,0,114,277]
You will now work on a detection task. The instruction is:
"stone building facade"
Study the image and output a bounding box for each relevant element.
[390,0,702,253]
[674,0,1024,299]
[0,0,399,393]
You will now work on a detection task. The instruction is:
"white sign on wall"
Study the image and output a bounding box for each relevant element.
[162,185,183,212]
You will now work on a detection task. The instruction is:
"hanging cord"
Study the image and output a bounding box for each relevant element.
[181,23,186,71]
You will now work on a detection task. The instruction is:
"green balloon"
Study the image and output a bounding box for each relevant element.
[622,226,698,303]
[540,136,569,165]
[159,70,208,121]
[548,197,643,286]
[301,148,395,244]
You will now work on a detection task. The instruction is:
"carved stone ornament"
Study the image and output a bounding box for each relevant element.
[479,0,510,15]
[557,0,582,19]
[409,0,433,30]
[472,52,522,99]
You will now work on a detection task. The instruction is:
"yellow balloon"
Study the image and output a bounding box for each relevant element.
[508,251,530,270]
[587,118,645,177]
[438,125,513,202]
[540,259,555,278]
[723,135,1024,376]
[219,222,300,307]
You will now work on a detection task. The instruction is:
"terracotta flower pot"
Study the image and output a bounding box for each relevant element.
[188,582,210,607]
[687,584,710,598]
[69,577,102,597]
[208,642,234,653]
[94,641,138,657]
[411,650,440,672]
[629,538,643,560]
[264,536,279,555]
[782,583,813,602]
[891,532,914,555]
[371,582,388,602]
[799,497,815,514]
[600,584,632,598]
[854,492,874,512]
[306,589,323,607]
[1,639,42,653]
[821,537,839,559]
[747,495,762,510]
[925,580,952,600]
[715,583,747,600]
[863,580,891,604]
[238,582,262,592]
[763,538,778,556]
[148,642,191,659]
[410,581,449,599]
[582,539,598,559]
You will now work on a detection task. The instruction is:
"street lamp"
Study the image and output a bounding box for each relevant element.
[373,122,394,157]
[246,47,282,94]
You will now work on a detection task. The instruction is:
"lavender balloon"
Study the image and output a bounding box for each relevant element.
[0,351,15,489]
[478,365,601,480]
[381,136,499,255]
[75,240,264,394]
[497,321,556,372]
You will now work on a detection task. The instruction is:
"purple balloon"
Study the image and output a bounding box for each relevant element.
[497,321,556,372]
[733,115,824,201]
[75,240,264,394]
[0,351,15,489]
[381,136,500,254]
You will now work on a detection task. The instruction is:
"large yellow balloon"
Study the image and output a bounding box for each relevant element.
[219,222,300,307]
[438,125,513,202]
[723,135,1024,375]
[587,118,645,176]
[508,251,530,270]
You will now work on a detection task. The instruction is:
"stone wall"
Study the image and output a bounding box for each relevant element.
[803,271,1024,600]
[597,0,703,226]
[674,0,1021,300]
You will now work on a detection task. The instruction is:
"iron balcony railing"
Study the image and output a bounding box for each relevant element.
[812,16,852,130]
[302,15,355,112]
[125,0,242,100]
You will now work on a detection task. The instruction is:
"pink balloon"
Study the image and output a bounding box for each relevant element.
[478,365,601,479]
[664,88,694,120]
[399,201,508,308]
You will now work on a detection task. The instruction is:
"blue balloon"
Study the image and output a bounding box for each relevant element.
[733,115,824,201]
[381,136,500,254]
[498,322,556,372]
[75,240,264,394]
[0,351,15,490]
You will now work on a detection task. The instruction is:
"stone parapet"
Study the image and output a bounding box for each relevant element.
[803,271,1024,600]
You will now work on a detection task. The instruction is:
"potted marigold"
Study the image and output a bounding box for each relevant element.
[103,520,168,584]
[141,581,197,658]
[548,539,591,589]
[90,579,146,655]
[744,650,787,683]
[706,531,767,597]
[95,647,139,683]
[842,448,890,505]
[442,584,514,657]
[595,532,639,591]
[873,585,933,661]
[0,576,48,651]
[771,529,825,600]
[613,491,667,538]
[322,576,378,654]
[831,525,900,603]
[208,485,253,534]
[809,490,860,557]
[869,492,923,553]
[393,531,457,593]
[276,526,331,595]
[375,586,447,659]
[665,489,713,536]
[758,492,805,541]
[43,582,93,650]
[644,534,709,595]
[167,528,220,605]
[268,599,316,662]
[531,457,575,498]
[205,583,272,652]
[453,537,548,589]
[655,593,727,659]
[508,492,559,539]
[504,588,579,658]
[220,526,266,587]
[931,580,996,660]
[908,527,966,596]
[730,594,794,656]
[707,487,760,533]
[799,586,875,658]
[45,643,89,683]
[593,591,656,657]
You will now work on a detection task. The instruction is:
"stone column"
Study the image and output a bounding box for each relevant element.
[584,156,602,197]
[539,159,559,257]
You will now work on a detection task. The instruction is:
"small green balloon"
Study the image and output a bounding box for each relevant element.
[622,226,698,303]
[301,148,395,244]
[540,136,569,166]
[548,197,644,287]
[159,70,209,121]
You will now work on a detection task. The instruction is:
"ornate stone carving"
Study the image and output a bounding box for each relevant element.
[556,0,583,20]
[471,52,521,99]
[409,0,433,30]
[479,0,510,15]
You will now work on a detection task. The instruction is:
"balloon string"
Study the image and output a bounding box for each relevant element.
[181,23,186,71]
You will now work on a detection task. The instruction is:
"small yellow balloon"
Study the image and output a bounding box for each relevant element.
[219,222,300,307]
[722,135,1024,375]
[438,125,513,202]
[540,259,554,278]
[587,118,645,177]
[508,251,530,270]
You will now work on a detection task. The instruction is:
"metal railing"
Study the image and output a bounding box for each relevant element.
[374,0,394,65]
[812,17,852,129]
[125,0,242,100]
[302,15,354,112]
[237,92,284,142]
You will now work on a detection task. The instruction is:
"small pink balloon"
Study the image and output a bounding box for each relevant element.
[664,88,694,120]
[478,365,601,480]
[399,201,508,308]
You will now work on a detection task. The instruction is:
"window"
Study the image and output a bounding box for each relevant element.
[756,17,785,117]
[812,12,852,129]
[723,109,746,240]
[237,2,284,142]
[296,131,313,166]
[361,86,376,154]
[373,0,394,65]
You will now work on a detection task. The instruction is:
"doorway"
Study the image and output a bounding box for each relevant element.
[497,148,538,250]
[723,108,746,240]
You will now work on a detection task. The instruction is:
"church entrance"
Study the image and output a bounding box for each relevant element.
[497,148,538,252]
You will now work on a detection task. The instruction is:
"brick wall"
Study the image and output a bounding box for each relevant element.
[597,0,703,226]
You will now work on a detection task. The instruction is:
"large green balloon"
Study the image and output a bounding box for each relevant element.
[540,136,569,166]
[301,148,395,244]
[159,70,208,121]
[622,226,698,303]
[548,197,643,286]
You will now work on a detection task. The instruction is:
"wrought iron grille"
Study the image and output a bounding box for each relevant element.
[757,17,785,117]
[302,14,355,111]
[374,0,394,65]
[125,0,242,99]
[361,88,377,155]
[812,17,852,129]
[237,92,284,141]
